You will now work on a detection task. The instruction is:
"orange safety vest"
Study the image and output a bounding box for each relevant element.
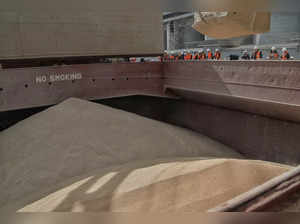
[214,52,221,60]
[207,52,213,59]
[281,51,289,60]
[269,51,279,59]
[170,55,175,60]
[255,51,262,59]
[184,54,191,61]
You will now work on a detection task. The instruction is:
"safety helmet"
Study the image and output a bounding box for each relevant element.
[199,48,204,53]
[215,48,219,52]
[254,46,258,50]
[282,47,287,52]
[243,50,248,53]
[207,48,211,52]
[271,46,276,51]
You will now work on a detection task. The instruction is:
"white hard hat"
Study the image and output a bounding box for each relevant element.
[254,46,258,50]
[243,50,248,53]
[271,46,276,51]
[207,48,211,52]
[199,48,204,53]
[282,47,287,52]
[215,48,219,51]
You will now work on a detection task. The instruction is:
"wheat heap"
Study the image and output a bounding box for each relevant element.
[0,98,290,212]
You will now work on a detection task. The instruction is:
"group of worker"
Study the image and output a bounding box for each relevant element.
[164,46,292,62]
[164,49,222,61]
[241,46,291,60]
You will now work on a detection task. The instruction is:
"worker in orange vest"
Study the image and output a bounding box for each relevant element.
[269,46,279,60]
[207,49,213,59]
[183,51,188,61]
[251,46,263,60]
[184,51,191,61]
[188,51,193,60]
[199,49,206,60]
[193,51,199,60]
[214,49,221,60]
[281,48,290,60]
[169,53,175,61]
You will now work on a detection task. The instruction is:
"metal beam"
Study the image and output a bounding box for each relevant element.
[208,165,300,212]
[164,85,300,123]
[163,13,194,23]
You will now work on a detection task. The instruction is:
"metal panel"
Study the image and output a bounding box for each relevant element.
[3,60,300,119]
[161,61,300,164]
[0,0,162,59]
[162,98,300,165]
[164,61,300,105]
[0,62,164,111]
[165,86,300,123]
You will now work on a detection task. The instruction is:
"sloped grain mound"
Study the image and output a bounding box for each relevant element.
[0,98,242,211]
[19,158,290,212]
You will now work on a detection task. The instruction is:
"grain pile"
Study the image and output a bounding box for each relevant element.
[0,98,242,211]
[19,158,290,212]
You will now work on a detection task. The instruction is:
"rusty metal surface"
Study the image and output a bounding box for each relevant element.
[164,61,300,105]
[0,62,164,112]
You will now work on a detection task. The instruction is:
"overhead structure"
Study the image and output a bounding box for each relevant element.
[0,0,162,60]
[192,12,271,39]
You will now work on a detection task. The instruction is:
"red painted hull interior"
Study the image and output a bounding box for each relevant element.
[2,61,300,212]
